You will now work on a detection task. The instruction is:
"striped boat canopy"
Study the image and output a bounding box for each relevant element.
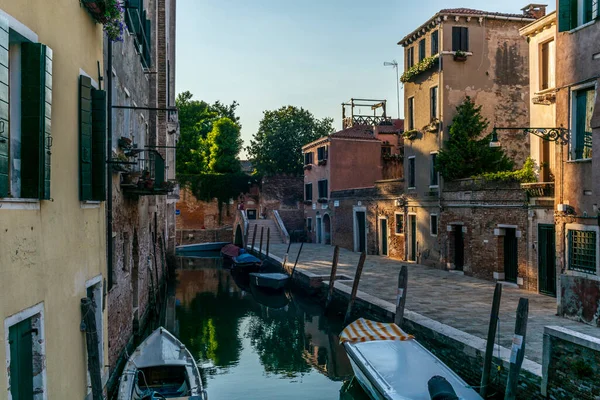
[339,318,414,344]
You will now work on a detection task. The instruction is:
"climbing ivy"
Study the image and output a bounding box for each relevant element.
[400,55,439,83]
[475,157,537,183]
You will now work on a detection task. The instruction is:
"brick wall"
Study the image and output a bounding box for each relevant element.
[560,274,600,327]
[176,228,233,246]
[261,174,303,210]
[176,188,235,230]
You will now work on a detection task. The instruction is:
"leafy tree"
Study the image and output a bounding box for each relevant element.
[176,91,241,175]
[436,97,513,181]
[247,106,334,175]
[206,118,243,173]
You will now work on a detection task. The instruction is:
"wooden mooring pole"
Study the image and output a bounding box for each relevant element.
[259,226,264,257]
[325,246,340,310]
[344,252,367,324]
[290,242,304,277]
[81,298,103,400]
[394,265,408,327]
[266,227,271,258]
[504,297,529,400]
[282,240,293,270]
[251,225,257,250]
[480,283,502,398]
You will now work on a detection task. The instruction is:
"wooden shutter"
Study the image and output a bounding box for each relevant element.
[0,15,9,197]
[144,18,152,67]
[585,0,594,22]
[452,27,460,51]
[80,75,93,201]
[154,151,165,186]
[9,318,34,399]
[21,43,52,200]
[461,27,469,51]
[91,89,106,201]
[558,0,573,31]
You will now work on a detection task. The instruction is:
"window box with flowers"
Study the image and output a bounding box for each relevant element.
[81,0,125,42]
[402,129,419,141]
[425,119,440,133]
[400,55,439,83]
[303,200,313,206]
[318,159,327,166]
[453,50,467,62]
[317,198,328,204]
[303,164,312,171]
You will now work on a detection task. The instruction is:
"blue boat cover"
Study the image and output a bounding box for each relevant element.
[233,253,260,264]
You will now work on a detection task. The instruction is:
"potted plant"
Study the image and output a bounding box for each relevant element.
[318,159,327,166]
[454,50,467,62]
[426,119,440,133]
[81,0,125,42]
[317,198,328,204]
[118,137,133,149]
[402,129,419,141]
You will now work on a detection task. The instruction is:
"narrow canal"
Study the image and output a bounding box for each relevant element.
[171,256,369,399]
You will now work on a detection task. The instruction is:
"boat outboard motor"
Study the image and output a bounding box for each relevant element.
[427,376,459,400]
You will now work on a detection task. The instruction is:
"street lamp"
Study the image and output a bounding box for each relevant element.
[384,60,400,120]
[489,127,570,148]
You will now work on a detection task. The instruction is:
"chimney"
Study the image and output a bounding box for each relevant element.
[521,4,547,19]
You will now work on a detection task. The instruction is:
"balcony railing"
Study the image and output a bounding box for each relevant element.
[120,150,175,196]
[521,182,554,198]
[342,115,392,129]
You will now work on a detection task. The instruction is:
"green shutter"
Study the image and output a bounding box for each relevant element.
[80,75,93,201]
[91,89,106,201]
[558,0,573,31]
[9,318,34,399]
[21,43,52,200]
[154,152,165,187]
[0,15,9,197]
[144,19,152,67]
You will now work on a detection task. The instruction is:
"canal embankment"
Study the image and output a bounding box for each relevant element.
[253,243,600,400]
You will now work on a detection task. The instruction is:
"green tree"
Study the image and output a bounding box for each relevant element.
[247,106,334,175]
[437,97,513,181]
[206,117,243,173]
[176,91,240,175]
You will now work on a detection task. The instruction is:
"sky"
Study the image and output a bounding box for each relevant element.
[176,0,554,158]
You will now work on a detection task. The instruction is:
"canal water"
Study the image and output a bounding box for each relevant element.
[172,256,369,400]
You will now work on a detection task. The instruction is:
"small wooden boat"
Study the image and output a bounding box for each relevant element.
[232,253,262,271]
[249,272,289,290]
[118,327,206,400]
[176,241,230,255]
[220,244,241,267]
[341,319,482,400]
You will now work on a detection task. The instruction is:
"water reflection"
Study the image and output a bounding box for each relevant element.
[174,257,358,399]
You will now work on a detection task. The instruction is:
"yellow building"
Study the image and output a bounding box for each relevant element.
[0,1,108,398]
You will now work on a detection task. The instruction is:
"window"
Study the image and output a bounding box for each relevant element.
[452,27,469,52]
[395,213,404,234]
[1,17,53,200]
[407,97,414,130]
[317,146,328,161]
[304,152,313,165]
[419,39,426,61]
[430,214,438,236]
[318,179,328,199]
[540,40,555,90]
[125,0,153,67]
[306,217,312,232]
[79,75,107,201]
[408,157,416,188]
[568,230,597,273]
[558,0,597,31]
[430,153,439,187]
[431,30,439,55]
[305,183,312,201]
[407,47,414,68]
[571,87,594,160]
[430,86,438,121]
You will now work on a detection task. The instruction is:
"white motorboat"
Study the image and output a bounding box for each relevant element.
[341,319,482,400]
[118,327,207,400]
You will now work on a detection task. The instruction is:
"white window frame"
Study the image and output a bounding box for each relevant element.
[408,156,416,189]
[4,302,47,400]
[569,82,596,161]
[394,212,405,235]
[538,39,556,92]
[565,223,600,277]
[430,213,439,237]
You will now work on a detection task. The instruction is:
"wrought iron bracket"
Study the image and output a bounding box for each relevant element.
[490,127,570,147]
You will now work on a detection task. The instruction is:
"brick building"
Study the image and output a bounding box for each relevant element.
[106,0,178,387]
[398,7,536,266]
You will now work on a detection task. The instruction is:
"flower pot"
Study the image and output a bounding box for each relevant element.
[453,55,467,62]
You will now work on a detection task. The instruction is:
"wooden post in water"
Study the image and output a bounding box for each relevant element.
[259,226,264,257]
[481,283,503,398]
[394,265,408,327]
[251,225,257,250]
[266,227,271,258]
[325,246,340,310]
[282,240,293,270]
[344,252,367,324]
[504,298,529,400]
[81,298,103,400]
[290,242,304,277]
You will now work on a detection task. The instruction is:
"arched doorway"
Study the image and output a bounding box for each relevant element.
[234,224,243,247]
[323,214,331,245]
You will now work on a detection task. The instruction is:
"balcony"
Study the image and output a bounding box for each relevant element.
[119,150,175,196]
[521,182,554,198]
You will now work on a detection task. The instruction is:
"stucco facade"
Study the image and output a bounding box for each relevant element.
[0,3,107,399]
[399,8,535,268]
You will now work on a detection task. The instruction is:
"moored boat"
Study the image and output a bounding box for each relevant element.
[249,272,289,290]
[176,241,230,255]
[220,244,241,267]
[118,327,206,400]
[341,319,482,400]
[232,253,262,271]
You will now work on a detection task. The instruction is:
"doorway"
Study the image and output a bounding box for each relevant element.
[323,214,331,245]
[316,217,322,244]
[453,225,464,271]
[538,224,556,296]
[504,228,518,283]
[354,210,367,253]
[247,209,257,220]
[379,218,388,256]
[408,214,417,261]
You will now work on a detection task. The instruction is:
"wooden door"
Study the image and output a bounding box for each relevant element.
[9,318,34,399]
[504,228,518,283]
[538,224,556,296]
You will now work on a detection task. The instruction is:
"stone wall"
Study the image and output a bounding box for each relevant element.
[560,274,600,327]
[176,188,235,230]
[177,228,233,246]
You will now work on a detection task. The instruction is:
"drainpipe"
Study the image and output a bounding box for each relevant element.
[106,41,113,289]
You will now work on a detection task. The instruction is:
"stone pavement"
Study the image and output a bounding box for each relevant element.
[263,243,600,365]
